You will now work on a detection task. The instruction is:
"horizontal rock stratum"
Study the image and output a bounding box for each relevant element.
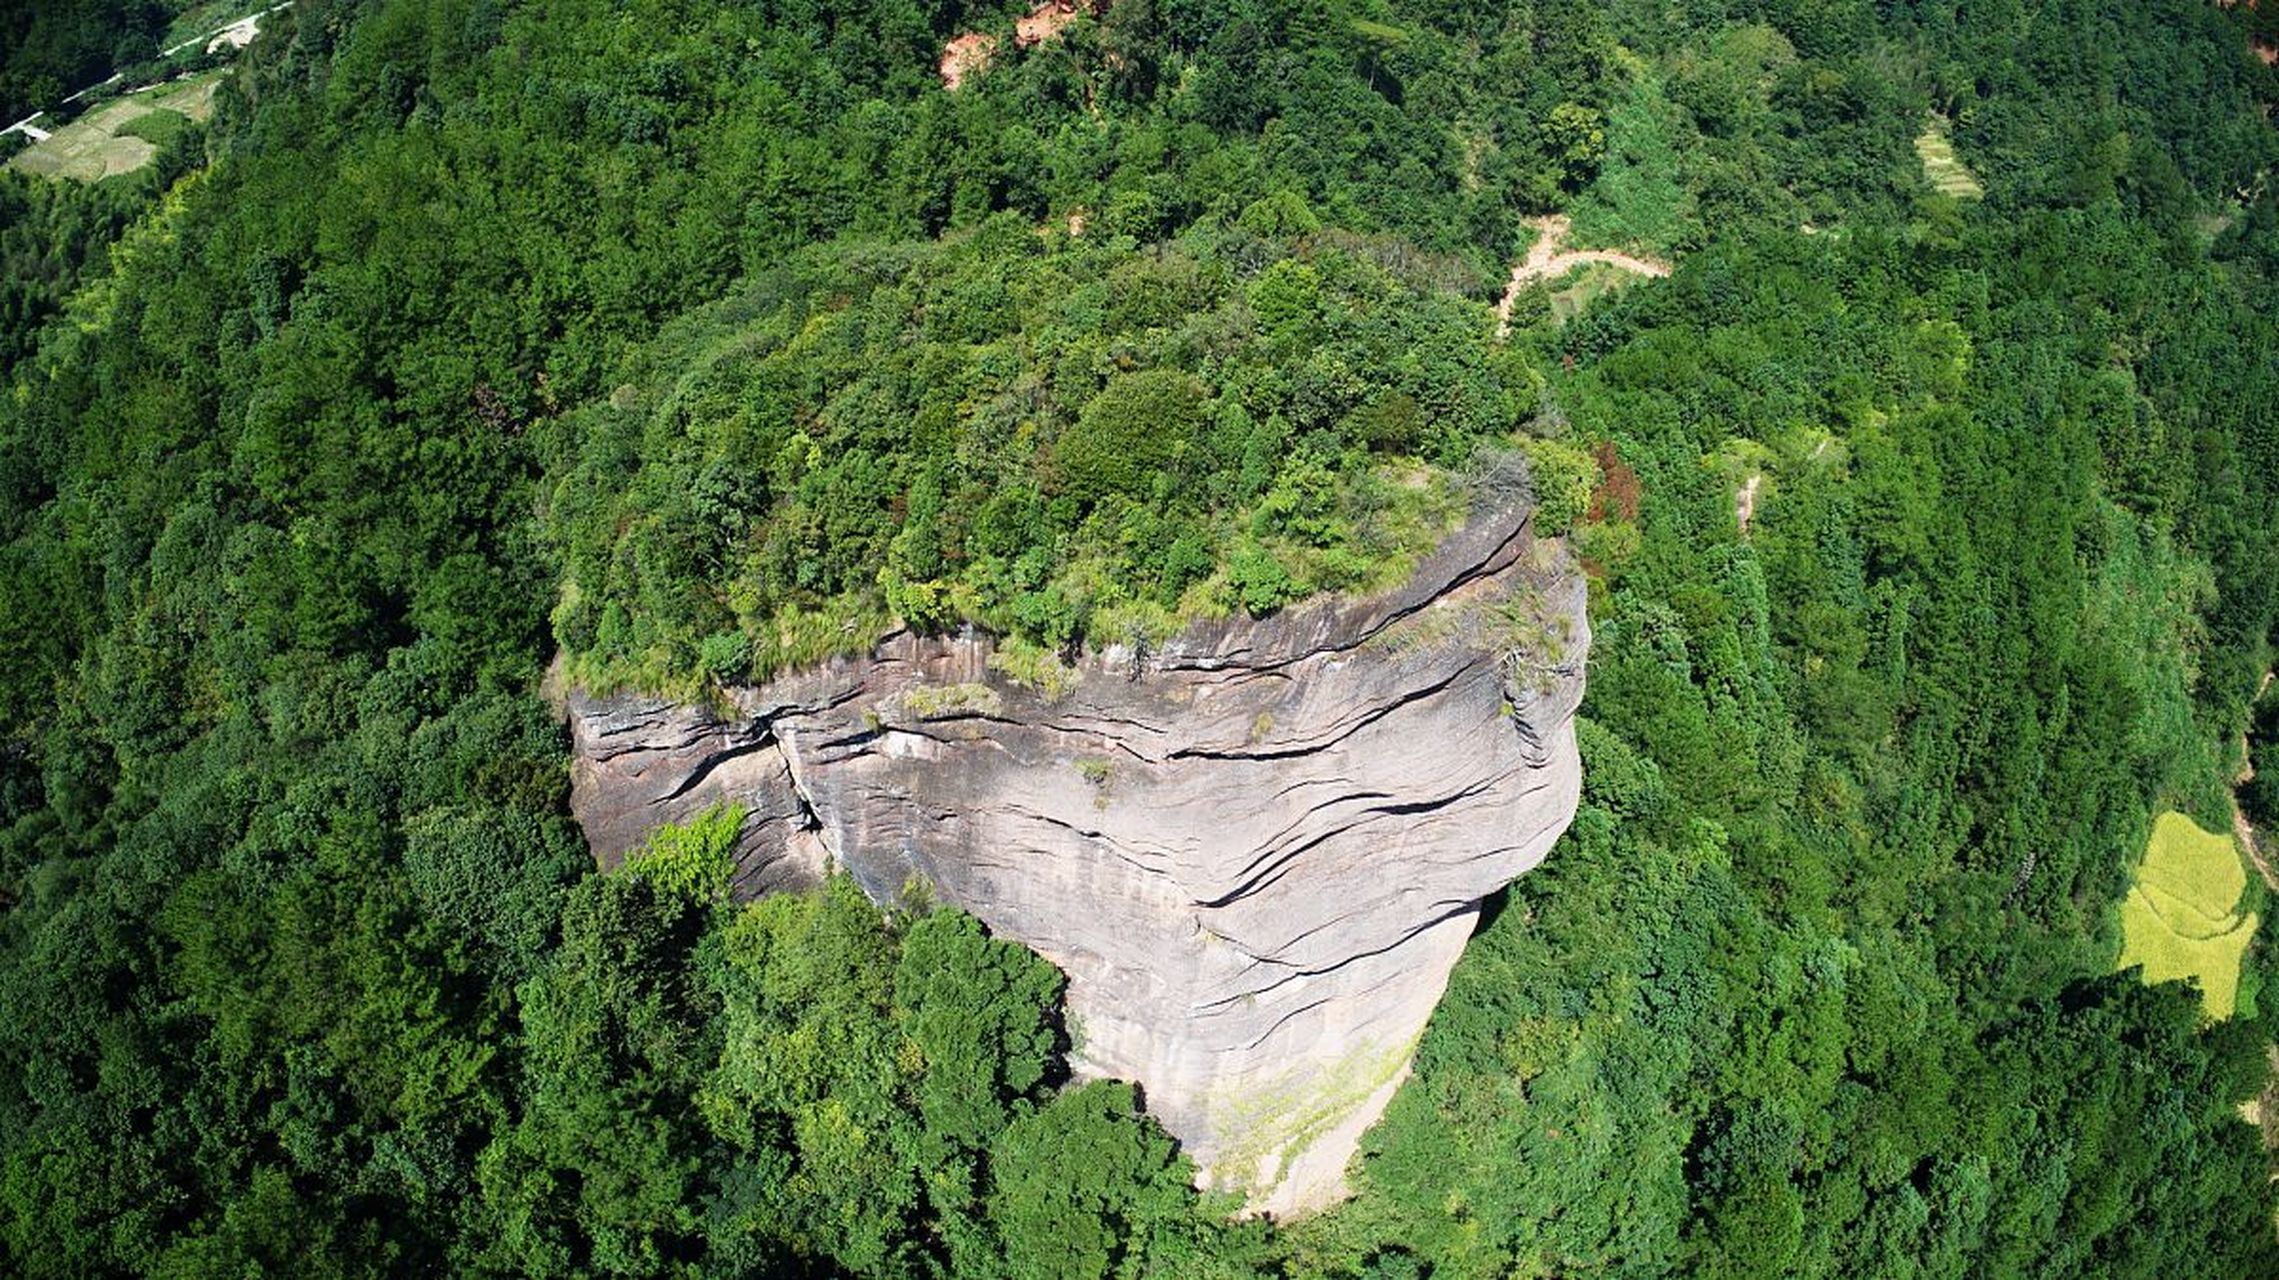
[564,500,1589,1215]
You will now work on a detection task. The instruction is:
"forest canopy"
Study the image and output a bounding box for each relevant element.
[2,0,2279,1276]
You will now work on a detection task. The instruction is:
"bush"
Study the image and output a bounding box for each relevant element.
[1057,369,1204,503]
[1520,439,1599,536]
[622,803,744,901]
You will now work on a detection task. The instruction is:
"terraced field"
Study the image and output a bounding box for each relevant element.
[7,73,219,183]
[1916,124,1985,200]
[2118,811,2259,1018]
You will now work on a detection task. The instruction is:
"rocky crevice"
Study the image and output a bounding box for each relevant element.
[564,500,1588,1216]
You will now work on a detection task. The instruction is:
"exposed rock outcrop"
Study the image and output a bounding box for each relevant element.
[565,501,1588,1215]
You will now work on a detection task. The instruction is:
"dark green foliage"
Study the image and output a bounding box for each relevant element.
[986,1082,1196,1280]
[2247,691,2279,831]
[1313,181,2279,1278]
[0,0,172,124]
[1060,368,1206,502]
[0,169,161,371]
[2,0,2278,1275]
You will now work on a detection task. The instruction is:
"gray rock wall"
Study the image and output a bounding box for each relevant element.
[565,502,1588,1216]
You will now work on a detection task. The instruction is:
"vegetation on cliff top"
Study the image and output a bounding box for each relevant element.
[3,0,2279,1275]
[544,219,1510,695]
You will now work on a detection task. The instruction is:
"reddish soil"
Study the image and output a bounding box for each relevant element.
[939,33,998,91]
[1586,441,1641,524]
[940,0,1108,90]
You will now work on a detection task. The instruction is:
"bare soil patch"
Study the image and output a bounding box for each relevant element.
[940,0,1107,90]
[1734,473,1764,537]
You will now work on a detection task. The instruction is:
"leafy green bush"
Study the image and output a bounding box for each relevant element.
[1059,369,1204,502]
[1520,438,1600,535]
[621,803,743,902]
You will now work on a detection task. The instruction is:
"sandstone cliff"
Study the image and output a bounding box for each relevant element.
[565,501,1589,1216]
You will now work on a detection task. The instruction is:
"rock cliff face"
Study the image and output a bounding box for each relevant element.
[565,501,1588,1216]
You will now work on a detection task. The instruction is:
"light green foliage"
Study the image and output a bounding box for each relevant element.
[1916,126,1986,200]
[893,681,1002,722]
[989,635,1080,698]
[622,802,743,902]
[1543,102,1606,189]
[552,224,1514,689]
[1569,72,1689,253]
[1519,438,1599,536]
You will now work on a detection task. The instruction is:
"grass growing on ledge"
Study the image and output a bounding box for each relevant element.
[1206,1035,1418,1202]
[622,802,745,902]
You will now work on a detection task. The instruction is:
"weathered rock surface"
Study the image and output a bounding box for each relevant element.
[565,501,1588,1215]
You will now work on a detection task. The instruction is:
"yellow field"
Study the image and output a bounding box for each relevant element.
[9,73,220,183]
[2118,811,2258,1018]
[1915,127,1984,200]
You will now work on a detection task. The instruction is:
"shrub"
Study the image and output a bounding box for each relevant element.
[1521,439,1600,536]
[622,803,744,901]
[1057,369,1204,502]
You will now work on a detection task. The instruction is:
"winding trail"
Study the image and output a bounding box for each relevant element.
[1734,473,1764,537]
[160,3,291,60]
[1494,214,1670,338]
[4,2,287,139]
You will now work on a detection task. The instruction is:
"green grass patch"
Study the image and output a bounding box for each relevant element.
[1545,260,1644,323]
[1570,62,1689,254]
[139,75,223,124]
[115,110,193,150]
[2118,811,2258,1018]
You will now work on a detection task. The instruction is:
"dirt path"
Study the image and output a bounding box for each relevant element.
[1495,214,1670,339]
[1734,473,1764,537]
[19,3,286,120]
[2234,671,2278,894]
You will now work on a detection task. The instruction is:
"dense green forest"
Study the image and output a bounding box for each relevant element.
[5,0,2279,1275]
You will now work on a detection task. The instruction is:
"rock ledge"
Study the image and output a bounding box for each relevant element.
[565,503,1588,1215]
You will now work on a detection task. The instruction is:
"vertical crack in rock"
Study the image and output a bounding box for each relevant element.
[562,501,1587,1217]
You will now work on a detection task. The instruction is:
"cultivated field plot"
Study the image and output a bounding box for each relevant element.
[1915,125,1985,200]
[2118,811,2258,1018]
[9,73,220,183]
[1545,260,1646,324]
